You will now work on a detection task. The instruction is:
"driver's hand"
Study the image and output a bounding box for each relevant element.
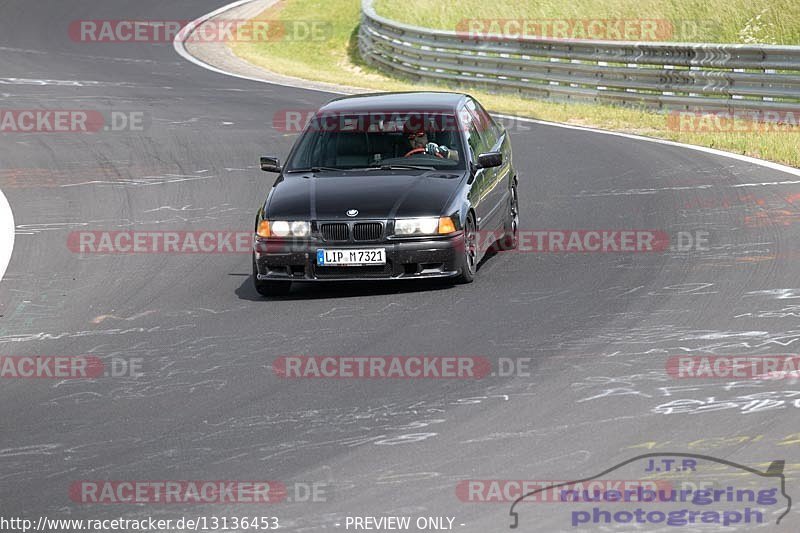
[426,143,450,157]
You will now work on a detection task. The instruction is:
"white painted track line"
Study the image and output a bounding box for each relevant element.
[0,188,14,283]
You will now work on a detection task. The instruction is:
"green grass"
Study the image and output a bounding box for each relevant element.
[375,0,800,44]
[231,0,800,168]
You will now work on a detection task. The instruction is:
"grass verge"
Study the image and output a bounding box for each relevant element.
[231,0,800,168]
[375,0,800,45]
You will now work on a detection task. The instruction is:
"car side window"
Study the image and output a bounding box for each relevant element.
[465,99,497,150]
[474,100,502,149]
[465,120,486,164]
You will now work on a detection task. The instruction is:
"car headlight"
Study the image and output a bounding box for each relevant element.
[257,220,311,238]
[290,221,310,237]
[394,217,456,236]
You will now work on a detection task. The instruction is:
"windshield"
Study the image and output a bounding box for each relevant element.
[285,112,466,172]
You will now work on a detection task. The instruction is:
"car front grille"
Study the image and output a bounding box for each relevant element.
[319,221,384,242]
[353,222,383,241]
[320,223,349,242]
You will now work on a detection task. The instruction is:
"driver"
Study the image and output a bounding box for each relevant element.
[404,124,459,160]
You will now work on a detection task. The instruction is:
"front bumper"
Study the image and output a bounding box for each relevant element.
[254,233,463,282]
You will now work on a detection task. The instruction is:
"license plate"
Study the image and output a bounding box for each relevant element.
[316,248,386,266]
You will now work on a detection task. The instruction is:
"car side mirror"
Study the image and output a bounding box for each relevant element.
[260,156,281,173]
[477,151,503,169]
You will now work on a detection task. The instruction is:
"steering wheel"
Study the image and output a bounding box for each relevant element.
[404,147,444,158]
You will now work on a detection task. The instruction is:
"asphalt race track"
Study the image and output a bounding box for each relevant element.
[1,1,799,531]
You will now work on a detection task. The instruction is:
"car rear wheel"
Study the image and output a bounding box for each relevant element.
[252,254,292,297]
[455,215,477,284]
[498,181,519,250]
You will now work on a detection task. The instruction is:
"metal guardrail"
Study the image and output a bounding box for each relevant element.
[358,0,800,115]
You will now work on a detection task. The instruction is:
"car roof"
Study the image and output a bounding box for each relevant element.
[318,92,470,114]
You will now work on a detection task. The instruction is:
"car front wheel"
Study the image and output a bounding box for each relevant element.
[455,214,477,284]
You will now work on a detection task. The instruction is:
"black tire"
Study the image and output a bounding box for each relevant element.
[454,214,477,284]
[252,254,291,297]
[498,181,519,251]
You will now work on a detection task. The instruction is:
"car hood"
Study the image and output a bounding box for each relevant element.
[266,172,464,220]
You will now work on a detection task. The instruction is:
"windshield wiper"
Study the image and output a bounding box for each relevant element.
[366,164,436,171]
[285,166,344,173]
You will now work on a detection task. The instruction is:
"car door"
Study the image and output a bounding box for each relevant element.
[476,100,513,234]
[463,109,490,235]
[465,99,507,234]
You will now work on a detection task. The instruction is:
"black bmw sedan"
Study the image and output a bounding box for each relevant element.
[252,91,518,296]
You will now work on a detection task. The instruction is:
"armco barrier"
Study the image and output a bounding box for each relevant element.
[358,0,800,116]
